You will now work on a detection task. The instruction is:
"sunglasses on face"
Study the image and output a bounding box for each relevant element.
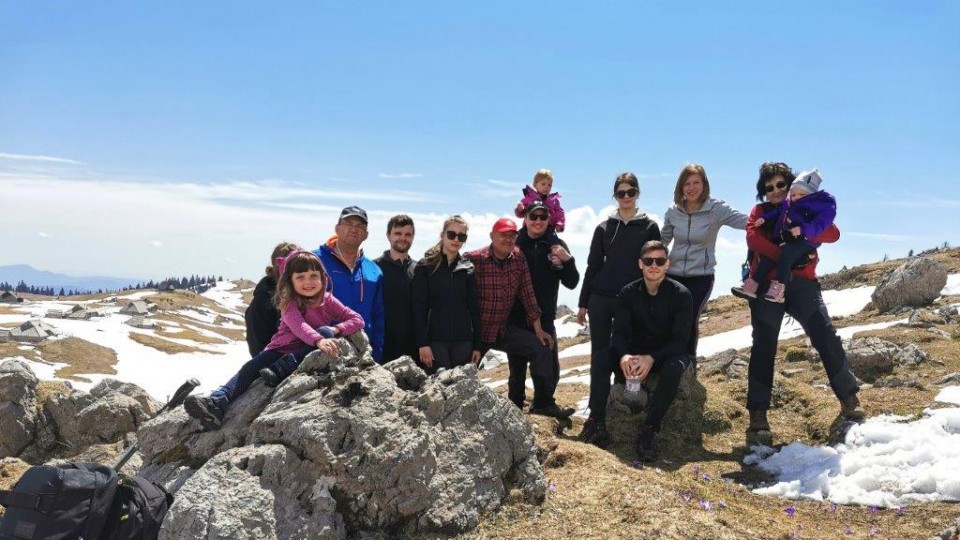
[641,257,667,267]
[444,230,468,242]
[764,181,787,193]
[527,212,549,222]
[614,188,640,199]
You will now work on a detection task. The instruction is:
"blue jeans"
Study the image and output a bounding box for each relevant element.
[213,344,315,402]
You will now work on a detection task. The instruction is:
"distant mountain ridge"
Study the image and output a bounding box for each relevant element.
[0,264,140,293]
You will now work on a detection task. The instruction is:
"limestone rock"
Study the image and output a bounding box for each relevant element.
[700,349,749,379]
[843,337,899,382]
[0,360,39,458]
[871,257,948,313]
[908,308,946,328]
[45,378,159,450]
[894,343,929,366]
[140,339,545,537]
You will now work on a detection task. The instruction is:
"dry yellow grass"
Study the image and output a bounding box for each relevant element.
[38,336,117,382]
[156,327,228,345]
[0,342,39,361]
[128,332,220,355]
[150,313,246,342]
[149,290,233,315]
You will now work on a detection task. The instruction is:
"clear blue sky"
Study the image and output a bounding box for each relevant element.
[2,1,958,305]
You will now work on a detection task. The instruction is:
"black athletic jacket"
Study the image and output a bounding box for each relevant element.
[610,277,692,362]
[578,211,661,307]
[508,228,580,334]
[411,255,482,349]
[374,252,418,362]
[244,275,279,357]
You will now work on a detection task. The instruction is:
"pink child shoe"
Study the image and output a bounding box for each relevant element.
[764,280,785,303]
[732,277,760,299]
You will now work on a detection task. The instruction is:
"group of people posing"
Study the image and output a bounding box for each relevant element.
[184,162,866,463]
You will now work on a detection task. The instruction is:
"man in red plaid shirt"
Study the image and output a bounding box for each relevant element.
[466,218,561,416]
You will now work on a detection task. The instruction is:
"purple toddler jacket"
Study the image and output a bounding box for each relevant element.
[263,292,364,354]
[514,185,566,232]
[762,190,837,248]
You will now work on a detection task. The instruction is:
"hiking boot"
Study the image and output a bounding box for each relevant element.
[764,280,785,303]
[578,417,611,448]
[260,353,298,388]
[184,394,227,431]
[747,409,771,433]
[840,394,866,421]
[731,278,760,300]
[635,425,658,462]
[529,404,575,419]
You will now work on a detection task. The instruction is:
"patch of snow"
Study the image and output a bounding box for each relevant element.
[555,315,582,339]
[202,281,246,311]
[935,386,960,406]
[558,341,591,359]
[749,403,960,507]
[118,291,158,301]
[177,309,219,324]
[942,273,960,296]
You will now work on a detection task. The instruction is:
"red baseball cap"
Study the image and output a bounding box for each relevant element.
[491,217,518,233]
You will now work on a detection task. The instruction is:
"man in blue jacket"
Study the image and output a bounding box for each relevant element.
[314,206,385,362]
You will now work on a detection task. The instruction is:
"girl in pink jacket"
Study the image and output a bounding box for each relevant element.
[185,250,364,430]
[514,168,567,268]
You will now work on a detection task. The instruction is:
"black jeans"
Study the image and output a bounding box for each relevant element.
[486,326,557,409]
[214,344,315,403]
[505,331,560,409]
[586,294,624,421]
[428,340,473,371]
[755,242,815,285]
[645,353,692,432]
[669,274,715,357]
[747,277,859,410]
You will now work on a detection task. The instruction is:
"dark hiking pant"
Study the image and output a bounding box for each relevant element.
[669,274,715,357]
[586,294,624,422]
[486,326,557,409]
[747,277,859,411]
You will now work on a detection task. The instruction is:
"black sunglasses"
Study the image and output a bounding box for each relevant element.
[527,212,549,222]
[764,181,787,193]
[614,188,639,199]
[444,230,468,242]
[641,257,667,267]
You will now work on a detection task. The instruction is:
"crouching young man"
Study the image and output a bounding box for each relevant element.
[612,240,693,462]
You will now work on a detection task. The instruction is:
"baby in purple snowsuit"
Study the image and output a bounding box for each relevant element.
[514,168,566,268]
[743,168,837,303]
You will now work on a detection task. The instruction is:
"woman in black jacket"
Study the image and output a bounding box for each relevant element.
[244,241,298,357]
[411,215,482,371]
[576,172,662,447]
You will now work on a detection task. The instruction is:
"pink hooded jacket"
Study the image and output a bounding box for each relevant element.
[514,185,566,232]
[263,292,364,353]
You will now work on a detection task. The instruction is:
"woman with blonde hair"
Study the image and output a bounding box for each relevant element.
[411,215,482,372]
[661,164,747,357]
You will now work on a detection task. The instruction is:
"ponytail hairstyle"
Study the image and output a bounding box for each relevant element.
[266,241,299,279]
[273,250,330,313]
[422,215,469,273]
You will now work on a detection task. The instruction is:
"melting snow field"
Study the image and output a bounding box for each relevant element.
[746,390,960,507]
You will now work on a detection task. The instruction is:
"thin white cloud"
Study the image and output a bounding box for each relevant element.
[486,179,517,187]
[378,172,423,179]
[0,152,85,165]
[149,240,163,247]
[846,231,913,242]
[225,257,237,263]
[38,232,51,239]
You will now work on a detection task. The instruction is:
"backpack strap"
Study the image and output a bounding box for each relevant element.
[0,489,56,512]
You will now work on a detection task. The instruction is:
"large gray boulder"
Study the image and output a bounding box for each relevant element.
[843,337,899,381]
[0,359,39,458]
[45,379,161,449]
[871,257,948,313]
[139,333,546,538]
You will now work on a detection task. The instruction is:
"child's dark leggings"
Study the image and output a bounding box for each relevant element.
[753,241,815,285]
[212,344,315,402]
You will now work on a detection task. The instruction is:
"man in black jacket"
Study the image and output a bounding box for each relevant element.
[507,201,580,418]
[612,240,693,462]
[374,215,418,363]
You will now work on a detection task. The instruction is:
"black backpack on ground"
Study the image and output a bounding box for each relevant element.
[100,474,173,540]
[0,462,118,540]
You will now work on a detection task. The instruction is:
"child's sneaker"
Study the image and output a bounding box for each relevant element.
[731,277,760,299]
[764,280,785,303]
[259,353,298,387]
[184,394,227,431]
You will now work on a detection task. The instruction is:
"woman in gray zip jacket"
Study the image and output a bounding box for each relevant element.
[661,164,747,357]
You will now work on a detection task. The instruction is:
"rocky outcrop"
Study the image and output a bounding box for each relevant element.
[871,257,948,313]
[0,360,38,458]
[699,349,749,379]
[0,359,160,462]
[138,333,546,538]
[927,517,960,540]
[838,337,899,382]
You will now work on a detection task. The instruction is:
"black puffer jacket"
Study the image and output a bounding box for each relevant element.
[578,211,661,307]
[411,255,481,349]
[508,229,580,334]
[244,275,279,357]
[374,251,418,362]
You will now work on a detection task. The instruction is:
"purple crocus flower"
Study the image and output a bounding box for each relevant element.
[785,505,796,517]
[895,505,905,516]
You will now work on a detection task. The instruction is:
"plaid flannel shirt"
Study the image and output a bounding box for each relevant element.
[465,246,542,344]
